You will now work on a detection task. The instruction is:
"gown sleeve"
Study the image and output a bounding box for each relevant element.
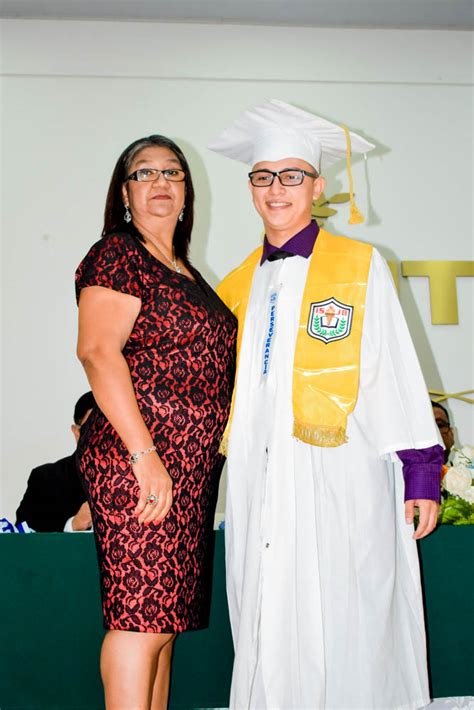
[358,248,443,458]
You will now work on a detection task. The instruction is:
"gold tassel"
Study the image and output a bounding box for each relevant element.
[341,124,365,225]
[349,203,365,224]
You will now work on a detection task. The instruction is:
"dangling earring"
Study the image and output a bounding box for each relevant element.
[124,205,132,223]
[178,205,185,222]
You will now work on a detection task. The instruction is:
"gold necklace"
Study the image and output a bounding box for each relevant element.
[150,240,182,274]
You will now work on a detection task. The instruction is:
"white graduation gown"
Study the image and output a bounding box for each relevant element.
[225,247,441,710]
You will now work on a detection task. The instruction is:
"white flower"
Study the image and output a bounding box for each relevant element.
[443,466,472,496]
[460,487,474,504]
[451,446,474,467]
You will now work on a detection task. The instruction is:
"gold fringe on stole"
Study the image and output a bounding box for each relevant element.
[293,422,348,447]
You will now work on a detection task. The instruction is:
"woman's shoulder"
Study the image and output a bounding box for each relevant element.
[75,232,144,300]
[77,232,143,272]
[86,231,142,259]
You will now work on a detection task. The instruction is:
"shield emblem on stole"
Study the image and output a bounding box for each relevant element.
[307,297,354,344]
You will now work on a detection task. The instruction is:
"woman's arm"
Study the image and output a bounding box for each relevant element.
[77,285,172,525]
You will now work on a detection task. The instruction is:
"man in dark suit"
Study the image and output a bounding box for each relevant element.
[15,392,96,532]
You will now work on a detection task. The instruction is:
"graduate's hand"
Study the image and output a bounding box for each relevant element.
[405,499,439,540]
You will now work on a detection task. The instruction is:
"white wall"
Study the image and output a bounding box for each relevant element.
[1,19,473,520]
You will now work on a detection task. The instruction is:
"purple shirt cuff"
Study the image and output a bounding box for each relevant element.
[397,445,444,502]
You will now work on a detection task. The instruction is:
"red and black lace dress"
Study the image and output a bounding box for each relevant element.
[75,232,236,633]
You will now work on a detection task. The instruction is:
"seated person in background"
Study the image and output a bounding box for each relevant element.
[431,400,455,464]
[15,392,95,532]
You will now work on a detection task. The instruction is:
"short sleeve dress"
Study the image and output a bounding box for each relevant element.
[75,232,237,633]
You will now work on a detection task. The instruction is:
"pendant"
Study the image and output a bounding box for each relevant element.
[174,263,182,274]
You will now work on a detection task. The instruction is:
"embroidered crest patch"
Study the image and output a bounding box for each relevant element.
[307,298,354,344]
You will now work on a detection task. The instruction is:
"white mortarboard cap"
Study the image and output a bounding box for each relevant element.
[207,98,375,172]
[208,99,376,224]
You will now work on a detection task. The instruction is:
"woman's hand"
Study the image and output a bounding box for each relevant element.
[132,452,174,525]
[405,499,439,540]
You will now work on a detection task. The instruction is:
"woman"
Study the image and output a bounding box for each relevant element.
[75,135,236,710]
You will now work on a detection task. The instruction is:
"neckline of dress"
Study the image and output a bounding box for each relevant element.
[133,236,198,285]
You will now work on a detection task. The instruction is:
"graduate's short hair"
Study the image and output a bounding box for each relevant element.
[431,400,450,425]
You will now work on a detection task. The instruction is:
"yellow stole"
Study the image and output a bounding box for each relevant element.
[217,229,373,453]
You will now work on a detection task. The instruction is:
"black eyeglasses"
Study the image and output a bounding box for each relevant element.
[436,420,451,432]
[248,168,318,187]
[127,168,186,183]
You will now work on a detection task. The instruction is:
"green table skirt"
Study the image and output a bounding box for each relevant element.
[0,528,472,709]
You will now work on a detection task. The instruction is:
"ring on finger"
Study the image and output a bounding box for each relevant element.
[146,494,158,506]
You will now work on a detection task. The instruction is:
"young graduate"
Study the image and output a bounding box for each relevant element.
[208,99,444,710]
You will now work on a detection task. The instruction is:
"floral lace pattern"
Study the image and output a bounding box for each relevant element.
[76,233,236,632]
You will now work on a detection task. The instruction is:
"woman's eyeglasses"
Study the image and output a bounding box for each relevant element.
[127,168,186,183]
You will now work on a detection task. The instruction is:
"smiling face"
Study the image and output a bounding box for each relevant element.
[122,145,186,228]
[249,157,326,245]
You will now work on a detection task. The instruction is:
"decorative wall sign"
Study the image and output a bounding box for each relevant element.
[429,390,474,405]
[384,261,472,326]
[311,192,350,225]
[401,261,474,325]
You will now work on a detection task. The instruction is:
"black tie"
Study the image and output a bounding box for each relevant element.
[267,249,295,262]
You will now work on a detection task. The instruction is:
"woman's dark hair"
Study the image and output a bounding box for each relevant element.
[102,134,195,262]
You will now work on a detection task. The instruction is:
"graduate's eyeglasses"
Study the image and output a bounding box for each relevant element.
[127,168,186,183]
[248,168,318,187]
[436,420,451,432]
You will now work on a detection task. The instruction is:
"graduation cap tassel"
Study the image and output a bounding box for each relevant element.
[341,124,365,225]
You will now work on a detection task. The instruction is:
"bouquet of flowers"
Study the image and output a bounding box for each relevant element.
[438,446,474,525]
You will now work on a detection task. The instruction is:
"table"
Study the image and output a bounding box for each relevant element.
[0,528,472,709]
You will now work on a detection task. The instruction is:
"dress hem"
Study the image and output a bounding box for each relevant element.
[103,620,210,634]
